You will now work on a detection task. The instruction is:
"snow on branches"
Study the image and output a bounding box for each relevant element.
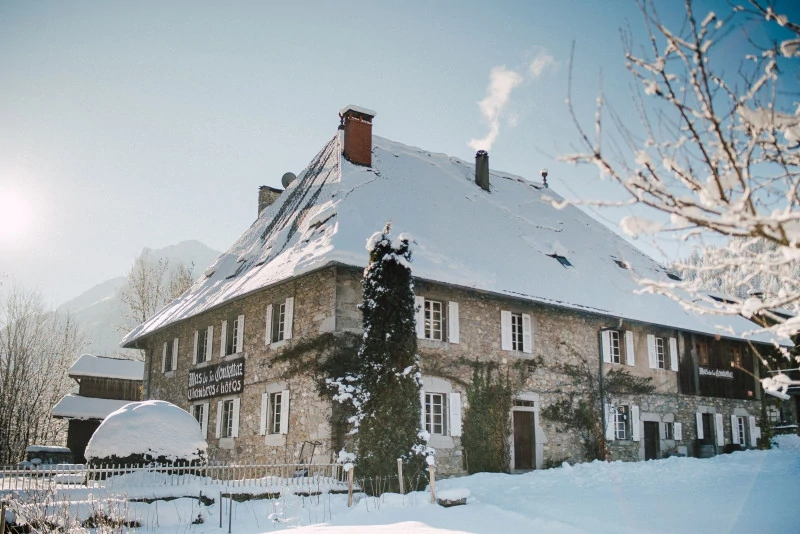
[563,0,800,355]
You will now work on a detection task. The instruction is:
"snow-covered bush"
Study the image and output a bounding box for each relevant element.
[85,400,207,467]
[331,224,429,478]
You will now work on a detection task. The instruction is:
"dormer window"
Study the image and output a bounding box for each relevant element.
[548,254,572,268]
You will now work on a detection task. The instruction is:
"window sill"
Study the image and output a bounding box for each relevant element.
[163,370,175,378]
[194,360,212,368]
[419,339,450,349]
[264,433,286,446]
[503,350,534,359]
[218,437,235,450]
[428,434,454,449]
[268,339,288,351]
[222,351,244,361]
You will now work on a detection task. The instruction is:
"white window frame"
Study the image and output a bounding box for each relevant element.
[501,310,532,353]
[268,391,283,435]
[663,421,675,440]
[195,328,209,364]
[613,405,628,440]
[191,403,209,438]
[425,392,447,436]
[609,330,621,364]
[221,399,234,439]
[511,313,524,352]
[655,337,666,369]
[424,300,444,341]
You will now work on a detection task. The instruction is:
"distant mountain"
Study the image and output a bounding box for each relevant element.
[58,240,220,358]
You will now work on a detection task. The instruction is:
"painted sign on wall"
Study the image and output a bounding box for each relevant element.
[187,357,245,400]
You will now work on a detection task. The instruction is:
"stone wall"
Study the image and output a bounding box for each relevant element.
[140,265,764,476]
[143,267,339,464]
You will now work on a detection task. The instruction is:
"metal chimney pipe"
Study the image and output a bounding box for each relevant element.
[475,150,489,191]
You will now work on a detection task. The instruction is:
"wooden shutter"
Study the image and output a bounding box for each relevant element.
[279,390,290,434]
[162,342,167,373]
[193,330,199,365]
[415,296,425,339]
[673,422,682,441]
[625,331,635,366]
[284,297,294,340]
[260,393,269,436]
[220,320,228,356]
[215,401,223,438]
[449,392,462,437]
[420,389,427,432]
[631,405,640,442]
[201,403,209,438]
[231,398,240,438]
[448,302,459,344]
[730,415,739,444]
[206,325,214,361]
[601,331,611,363]
[236,314,245,354]
[669,337,678,371]
[647,334,657,369]
[696,412,704,440]
[172,337,179,371]
[522,313,533,354]
[605,404,615,441]
[714,414,724,446]
[748,416,757,447]
[659,422,666,440]
[501,311,512,351]
[265,304,273,345]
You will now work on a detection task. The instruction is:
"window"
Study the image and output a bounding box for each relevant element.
[731,347,743,368]
[424,300,444,341]
[268,392,283,434]
[260,388,291,436]
[548,253,572,267]
[196,328,209,363]
[224,314,245,356]
[162,338,178,373]
[425,393,447,436]
[609,331,621,364]
[266,298,294,346]
[664,421,675,440]
[735,416,746,445]
[655,337,666,369]
[220,400,234,438]
[274,303,286,342]
[415,297,460,344]
[163,340,174,372]
[192,404,204,424]
[613,405,629,440]
[696,341,709,366]
[511,313,524,351]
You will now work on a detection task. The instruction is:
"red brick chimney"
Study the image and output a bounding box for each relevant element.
[339,105,376,167]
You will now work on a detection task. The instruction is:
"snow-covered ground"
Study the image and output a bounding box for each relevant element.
[4,436,799,533]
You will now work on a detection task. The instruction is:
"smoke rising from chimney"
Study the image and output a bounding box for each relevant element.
[468,49,559,152]
[468,66,522,152]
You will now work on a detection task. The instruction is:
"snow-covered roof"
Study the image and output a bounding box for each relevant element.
[25,445,71,453]
[122,132,782,347]
[69,354,144,381]
[51,394,134,421]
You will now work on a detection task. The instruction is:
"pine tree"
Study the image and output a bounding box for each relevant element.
[333,223,429,478]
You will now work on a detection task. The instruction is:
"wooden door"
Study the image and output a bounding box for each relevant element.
[513,411,534,470]
[644,421,660,460]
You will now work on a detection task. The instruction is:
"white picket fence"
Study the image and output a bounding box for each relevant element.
[0,462,346,492]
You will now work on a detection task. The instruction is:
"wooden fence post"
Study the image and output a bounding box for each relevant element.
[428,465,436,504]
[397,459,404,495]
[347,468,355,507]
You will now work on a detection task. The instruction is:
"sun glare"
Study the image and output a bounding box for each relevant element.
[0,189,33,243]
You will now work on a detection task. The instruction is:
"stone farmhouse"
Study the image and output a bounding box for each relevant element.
[122,106,779,474]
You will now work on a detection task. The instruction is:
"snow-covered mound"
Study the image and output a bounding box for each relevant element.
[773,433,800,452]
[85,400,207,463]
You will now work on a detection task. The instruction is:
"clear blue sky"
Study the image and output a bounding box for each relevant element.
[1,0,796,305]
